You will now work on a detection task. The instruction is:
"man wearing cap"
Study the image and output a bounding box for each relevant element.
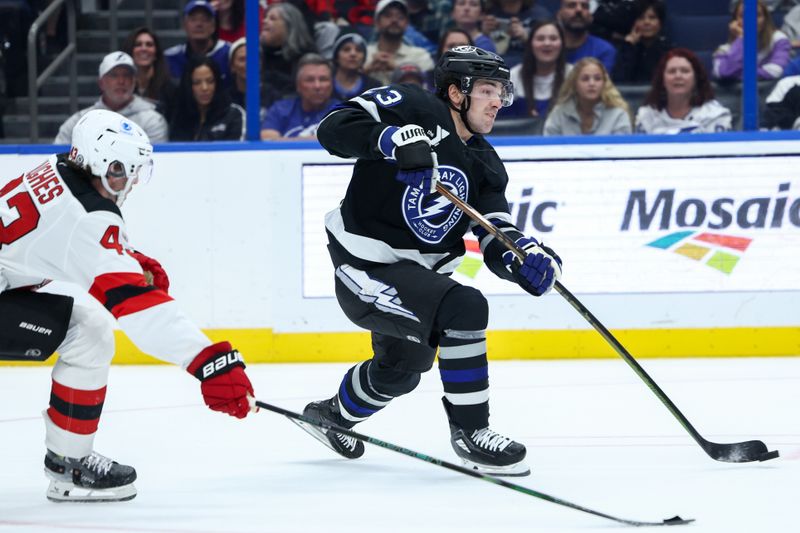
[54,52,168,144]
[392,62,426,87]
[164,0,231,84]
[365,0,434,85]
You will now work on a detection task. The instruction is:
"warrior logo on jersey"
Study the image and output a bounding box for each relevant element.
[402,165,468,244]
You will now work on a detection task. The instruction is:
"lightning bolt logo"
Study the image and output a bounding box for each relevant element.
[335,265,421,322]
[412,195,452,219]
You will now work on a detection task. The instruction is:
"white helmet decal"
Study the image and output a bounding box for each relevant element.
[69,109,153,206]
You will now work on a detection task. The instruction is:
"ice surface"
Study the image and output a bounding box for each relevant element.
[1,358,798,532]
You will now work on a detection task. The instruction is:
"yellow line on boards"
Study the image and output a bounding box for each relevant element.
[2,327,798,366]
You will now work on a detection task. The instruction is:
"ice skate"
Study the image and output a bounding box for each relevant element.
[443,398,530,477]
[296,397,365,459]
[44,450,137,502]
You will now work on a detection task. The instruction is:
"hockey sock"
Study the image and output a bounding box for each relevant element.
[437,286,490,431]
[45,379,106,458]
[336,361,394,426]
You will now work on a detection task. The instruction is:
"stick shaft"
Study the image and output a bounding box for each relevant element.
[435,182,773,462]
[255,400,688,527]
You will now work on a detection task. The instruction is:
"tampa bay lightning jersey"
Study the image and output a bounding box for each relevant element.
[318,83,520,277]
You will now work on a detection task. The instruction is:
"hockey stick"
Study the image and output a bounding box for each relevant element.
[434,182,779,464]
[255,400,692,527]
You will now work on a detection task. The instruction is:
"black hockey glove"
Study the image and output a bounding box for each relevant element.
[502,237,562,296]
[378,124,439,193]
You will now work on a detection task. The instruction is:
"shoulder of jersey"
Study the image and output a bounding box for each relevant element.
[55,154,122,218]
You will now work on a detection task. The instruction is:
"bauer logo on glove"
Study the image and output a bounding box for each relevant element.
[201,350,245,379]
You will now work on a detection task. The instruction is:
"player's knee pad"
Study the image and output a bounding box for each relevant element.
[57,303,115,370]
[436,285,489,335]
[369,333,434,396]
[0,290,72,362]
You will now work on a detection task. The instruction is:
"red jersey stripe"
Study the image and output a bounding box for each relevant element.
[109,289,173,318]
[89,272,149,305]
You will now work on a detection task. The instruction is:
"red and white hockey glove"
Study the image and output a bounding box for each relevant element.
[187,341,255,419]
[129,250,170,293]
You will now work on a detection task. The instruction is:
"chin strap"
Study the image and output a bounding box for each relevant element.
[448,95,477,136]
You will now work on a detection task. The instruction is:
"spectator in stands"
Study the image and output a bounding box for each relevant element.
[482,0,552,67]
[447,0,497,53]
[734,0,800,14]
[168,56,245,141]
[260,2,318,108]
[436,28,475,60]
[284,0,342,59]
[636,48,732,134]
[590,0,639,48]
[557,0,616,72]
[611,0,671,84]
[261,54,340,140]
[408,0,451,45]
[503,20,571,119]
[762,75,800,128]
[392,62,427,86]
[780,1,800,48]
[332,33,381,101]
[365,0,435,85]
[165,1,231,84]
[54,52,168,144]
[544,57,631,135]
[122,27,175,114]
[227,37,247,107]
[713,0,790,80]
[212,0,261,43]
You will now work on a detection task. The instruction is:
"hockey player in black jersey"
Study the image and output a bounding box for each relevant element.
[303,46,562,476]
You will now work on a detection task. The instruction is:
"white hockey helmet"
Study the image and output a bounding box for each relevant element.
[69,109,154,206]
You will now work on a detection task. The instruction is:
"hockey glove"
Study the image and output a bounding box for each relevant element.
[379,124,439,193]
[502,237,562,297]
[187,341,255,419]
[129,250,170,293]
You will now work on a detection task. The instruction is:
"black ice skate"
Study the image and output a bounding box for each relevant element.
[296,397,365,459]
[442,398,530,477]
[44,450,137,502]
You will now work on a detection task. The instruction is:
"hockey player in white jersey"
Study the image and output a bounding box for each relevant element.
[302,47,563,476]
[0,109,256,502]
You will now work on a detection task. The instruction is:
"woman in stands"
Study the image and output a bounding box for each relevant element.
[213,0,263,43]
[544,57,632,135]
[436,29,475,61]
[331,32,381,101]
[448,0,497,53]
[503,20,571,120]
[713,0,790,80]
[260,2,317,108]
[611,0,672,84]
[168,57,245,141]
[122,27,175,115]
[636,48,732,134]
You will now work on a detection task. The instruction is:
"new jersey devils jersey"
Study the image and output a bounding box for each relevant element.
[0,154,211,368]
[318,84,521,279]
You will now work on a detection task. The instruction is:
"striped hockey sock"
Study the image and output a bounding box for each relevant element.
[438,328,489,430]
[336,361,394,426]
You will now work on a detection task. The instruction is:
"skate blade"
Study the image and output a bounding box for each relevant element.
[46,480,137,503]
[460,458,531,477]
[288,417,343,455]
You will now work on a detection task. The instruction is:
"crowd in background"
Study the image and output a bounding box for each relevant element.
[8,0,800,142]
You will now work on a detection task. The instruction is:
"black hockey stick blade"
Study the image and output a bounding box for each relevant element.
[255,400,694,527]
[433,183,779,464]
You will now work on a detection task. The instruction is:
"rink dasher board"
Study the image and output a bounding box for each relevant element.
[0,137,798,364]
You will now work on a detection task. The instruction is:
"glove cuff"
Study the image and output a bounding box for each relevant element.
[378,126,399,158]
[187,341,245,381]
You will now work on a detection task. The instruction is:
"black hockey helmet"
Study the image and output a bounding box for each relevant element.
[434,46,513,107]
